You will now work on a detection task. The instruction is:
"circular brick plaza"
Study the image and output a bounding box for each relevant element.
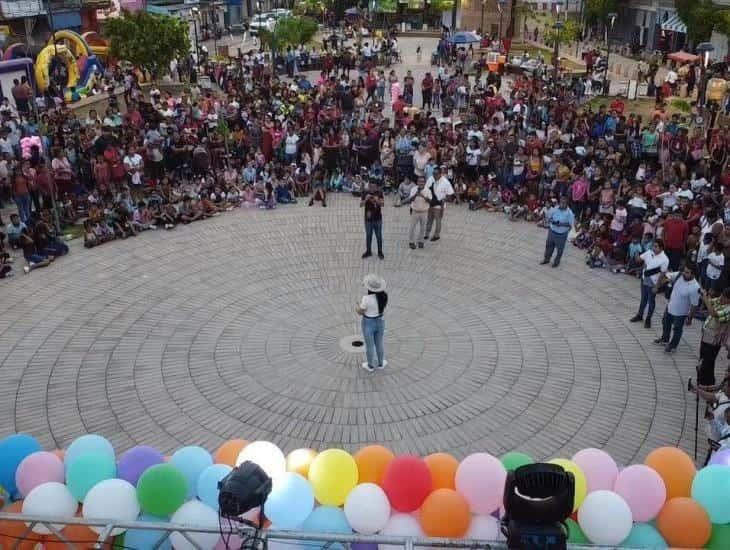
[0,196,700,463]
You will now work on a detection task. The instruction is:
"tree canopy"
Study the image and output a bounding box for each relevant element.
[104,10,190,77]
[259,16,319,55]
[584,0,617,27]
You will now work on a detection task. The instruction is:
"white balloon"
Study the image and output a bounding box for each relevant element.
[380,513,424,550]
[236,440,286,480]
[465,515,504,541]
[344,483,391,535]
[170,500,220,550]
[22,482,76,534]
[82,479,140,535]
[578,490,633,546]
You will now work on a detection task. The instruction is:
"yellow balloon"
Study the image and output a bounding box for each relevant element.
[287,448,318,478]
[548,458,587,512]
[308,449,358,506]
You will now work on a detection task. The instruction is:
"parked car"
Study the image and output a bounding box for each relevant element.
[248,14,276,34]
[269,8,292,18]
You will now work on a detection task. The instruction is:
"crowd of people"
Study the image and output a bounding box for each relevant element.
[1,20,730,454]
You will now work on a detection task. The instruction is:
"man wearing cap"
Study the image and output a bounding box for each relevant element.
[541,195,575,268]
[361,181,385,260]
[424,166,454,242]
[407,176,432,249]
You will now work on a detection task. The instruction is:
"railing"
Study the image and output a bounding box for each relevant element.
[0,513,617,550]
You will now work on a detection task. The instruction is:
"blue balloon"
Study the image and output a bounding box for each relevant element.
[123,514,172,550]
[65,434,114,469]
[300,506,351,550]
[196,463,232,510]
[0,434,41,498]
[265,472,315,529]
[692,465,730,524]
[620,523,667,548]
[170,446,212,499]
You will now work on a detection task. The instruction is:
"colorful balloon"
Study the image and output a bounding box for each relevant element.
[344,483,391,535]
[22,482,76,534]
[15,451,64,498]
[121,514,172,550]
[287,448,317,478]
[82,479,140,535]
[455,453,506,515]
[613,464,666,522]
[354,445,394,485]
[382,455,432,512]
[571,448,618,493]
[500,451,534,472]
[0,501,36,550]
[548,458,586,512]
[117,445,165,486]
[197,464,233,511]
[619,523,667,548]
[265,472,314,529]
[424,452,459,490]
[419,488,471,538]
[465,515,502,541]
[170,445,213,499]
[66,452,117,502]
[577,490,633,546]
[170,500,220,550]
[691,464,730,524]
[709,448,730,467]
[565,518,589,544]
[655,497,711,548]
[236,441,286,480]
[380,513,424,550]
[65,434,114,468]
[707,523,730,550]
[308,449,358,506]
[137,463,188,517]
[214,439,247,466]
[0,434,42,498]
[303,506,352,533]
[644,447,696,499]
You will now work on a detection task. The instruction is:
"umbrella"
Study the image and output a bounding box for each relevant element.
[345,7,360,15]
[449,31,481,44]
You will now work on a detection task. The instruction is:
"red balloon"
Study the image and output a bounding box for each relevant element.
[382,455,432,512]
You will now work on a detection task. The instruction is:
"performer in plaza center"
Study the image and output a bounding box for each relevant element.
[356,274,388,373]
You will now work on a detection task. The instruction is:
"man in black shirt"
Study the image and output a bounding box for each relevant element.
[361,181,385,259]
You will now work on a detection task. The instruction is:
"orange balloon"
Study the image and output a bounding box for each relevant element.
[214,439,248,466]
[419,489,471,537]
[655,497,711,548]
[644,447,696,499]
[44,523,115,549]
[287,449,318,478]
[354,445,395,485]
[52,449,65,461]
[0,501,37,550]
[424,453,459,490]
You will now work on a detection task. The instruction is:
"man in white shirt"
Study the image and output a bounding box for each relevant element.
[706,242,725,290]
[631,240,669,328]
[424,166,454,242]
[655,265,701,352]
[406,176,432,249]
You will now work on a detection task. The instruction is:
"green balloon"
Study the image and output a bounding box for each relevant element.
[566,518,589,544]
[137,464,187,517]
[707,523,730,550]
[500,451,534,471]
[66,452,117,502]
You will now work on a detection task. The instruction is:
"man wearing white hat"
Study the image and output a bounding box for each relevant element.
[355,274,388,372]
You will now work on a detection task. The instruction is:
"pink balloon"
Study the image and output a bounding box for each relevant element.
[215,534,243,549]
[15,451,65,498]
[455,453,506,515]
[572,448,619,493]
[613,464,666,522]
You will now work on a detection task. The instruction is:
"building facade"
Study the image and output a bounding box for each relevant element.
[453,0,514,36]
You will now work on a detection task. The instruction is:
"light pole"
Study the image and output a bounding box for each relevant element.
[697,42,714,107]
[480,0,486,38]
[497,0,505,41]
[191,7,201,63]
[603,12,617,96]
[553,4,562,84]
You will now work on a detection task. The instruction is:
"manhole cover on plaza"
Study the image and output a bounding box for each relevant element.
[339,334,366,353]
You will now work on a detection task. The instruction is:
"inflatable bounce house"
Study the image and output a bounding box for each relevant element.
[35,30,105,102]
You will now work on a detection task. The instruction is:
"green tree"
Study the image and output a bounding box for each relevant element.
[429,0,454,12]
[373,0,397,13]
[677,0,717,44]
[259,16,319,59]
[545,19,581,47]
[104,10,190,79]
[584,0,617,26]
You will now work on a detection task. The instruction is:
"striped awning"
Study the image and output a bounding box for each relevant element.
[661,13,688,34]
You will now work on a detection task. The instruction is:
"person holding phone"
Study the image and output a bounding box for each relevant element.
[654,265,701,353]
[540,195,575,268]
[360,182,385,259]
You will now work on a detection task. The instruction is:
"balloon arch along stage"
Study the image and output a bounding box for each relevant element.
[1,434,730,549]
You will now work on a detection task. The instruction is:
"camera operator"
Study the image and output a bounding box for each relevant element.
[406,176,432,249]
[424,165,454,242]
[689,373,730,451]
[360,181,384,260]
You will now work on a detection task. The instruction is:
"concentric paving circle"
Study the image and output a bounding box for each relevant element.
[0,196,700,462]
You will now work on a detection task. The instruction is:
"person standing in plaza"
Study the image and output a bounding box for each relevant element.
[630,239,669,329]
[407,176,432,249]
[361,182,385,259]
[356,274,388,372]
[655,265,701,353]
[424,166,454,242]
[540,196,574,268]
[697,288,730,385]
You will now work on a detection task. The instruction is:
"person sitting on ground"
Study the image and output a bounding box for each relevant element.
[133,201,156,230]
[275,180,296,204]
[178,196,203,223]
[18,227,52,274]
[5,214,26,248]
[394,177,415,207]
[309,172,327,207]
